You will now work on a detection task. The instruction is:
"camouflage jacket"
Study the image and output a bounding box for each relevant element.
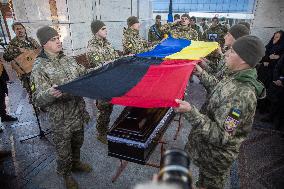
[204,54,226,77]
[190,24,202,40]
[200,23,209,32]
[122,28,150,55]
[160,23,198,40]
[3,36,40,62]
[86,36,119,68]
[185,68,265,172]
[148,23,163,43]
[30,51,90,131]
[202,24,228,47]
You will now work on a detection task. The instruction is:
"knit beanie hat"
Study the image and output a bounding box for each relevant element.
[181,14,190,19]
[36,26,59,46]
[91,20,106,35]
[229,24,250,40]
[127,16,139,27]
[232,35,265,67]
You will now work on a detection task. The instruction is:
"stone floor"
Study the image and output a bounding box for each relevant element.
[0,61,283,189]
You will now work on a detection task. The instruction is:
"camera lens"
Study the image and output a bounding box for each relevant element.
[158,149,192,189]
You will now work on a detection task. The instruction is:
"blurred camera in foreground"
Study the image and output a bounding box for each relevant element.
[134,149,192,189]
[158,149,192,189]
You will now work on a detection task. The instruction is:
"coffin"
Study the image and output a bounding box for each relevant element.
[107,107,175,164]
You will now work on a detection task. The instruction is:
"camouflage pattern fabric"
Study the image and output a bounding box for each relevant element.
[202,23,228,48]
[191,24,202,40]
[30,51,90,176]
[184,68,264,189]
[3,36,40,62]
[205,51,222,75]
[86,35,119,137]
[86,35,119,68]
[200,23,209,33]
[96,100,113,136]
[148,23,163,43]
[122,27,152,55]
[160,23,198,40]
[3,36,40,96]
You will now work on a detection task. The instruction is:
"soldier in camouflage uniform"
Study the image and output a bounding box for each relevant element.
[202,17,228,74]
[148,15,163,44]
[86,20,120,144]
[190,16,202,40]
[201,23,250,80]
[160,14,198,40]
[3,22,40,95]
[200,18,209,33]
[202,17,228,47]
[30,26,92,189]
[175,35,265,189]
[123,16,153,55]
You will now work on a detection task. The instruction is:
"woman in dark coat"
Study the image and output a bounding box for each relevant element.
[257,31,284,113]
[265,54,284,130]
[257,30,284,87]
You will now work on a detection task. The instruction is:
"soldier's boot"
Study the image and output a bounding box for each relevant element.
[64,175,78,189]
[72,161,93,173]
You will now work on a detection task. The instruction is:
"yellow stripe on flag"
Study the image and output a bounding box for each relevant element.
[165,41,219,60]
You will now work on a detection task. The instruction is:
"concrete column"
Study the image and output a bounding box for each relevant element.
[251,0,284,44]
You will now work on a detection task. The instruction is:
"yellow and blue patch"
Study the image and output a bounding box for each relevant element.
[224,108,241,133]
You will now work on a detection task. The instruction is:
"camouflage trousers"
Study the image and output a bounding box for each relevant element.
[96,100,113,136]
[52,126,84,176]
[185,135,235,189]
[196,168,229,189]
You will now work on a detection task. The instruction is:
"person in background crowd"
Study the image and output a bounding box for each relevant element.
[190,16,202,40]
[200,17,209,33]
[3,22,41,96]
[148,15,163,44]
[262,54,284,130]
[202,17,228,48]
[257,30,284,113]
[173,14,180,22]
[160,14,198,40]
[123,16,153,55]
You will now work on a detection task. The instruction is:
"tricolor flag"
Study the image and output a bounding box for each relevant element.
[58,37,218,108]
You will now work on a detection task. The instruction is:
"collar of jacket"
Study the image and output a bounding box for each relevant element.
[38,50,65,60]
[92,35,108,46]
[230,68,265,98]
[125,27,139,35]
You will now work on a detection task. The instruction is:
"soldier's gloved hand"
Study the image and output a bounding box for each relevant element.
[174,99,192,113]
[49,85,62,98]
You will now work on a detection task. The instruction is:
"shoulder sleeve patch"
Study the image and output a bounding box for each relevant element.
[224,108,241,133]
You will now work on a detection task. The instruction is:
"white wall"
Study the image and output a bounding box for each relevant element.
[11,0,153,55]
[251,0,284,45]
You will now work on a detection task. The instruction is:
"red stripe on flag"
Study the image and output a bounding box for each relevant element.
[111,60,198,108]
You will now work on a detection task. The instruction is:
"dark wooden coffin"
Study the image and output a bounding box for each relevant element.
[107,107,175,164]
